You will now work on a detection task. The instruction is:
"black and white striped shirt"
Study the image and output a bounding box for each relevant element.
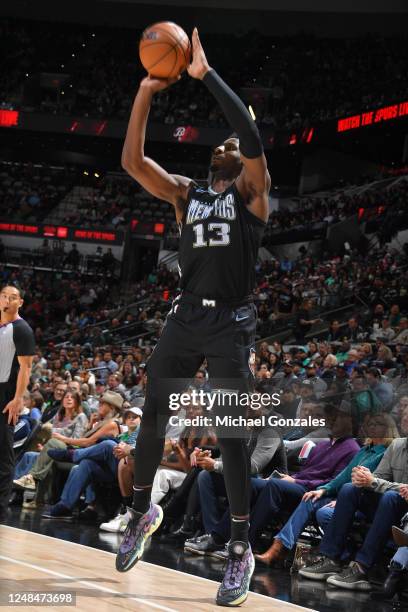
[0,318,35,391]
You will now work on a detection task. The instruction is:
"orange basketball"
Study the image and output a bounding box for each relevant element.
[139,22,191,79]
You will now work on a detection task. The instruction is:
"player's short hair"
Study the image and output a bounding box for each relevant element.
[0,282,25,299]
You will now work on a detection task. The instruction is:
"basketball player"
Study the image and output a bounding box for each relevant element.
[116,28,270,607]
[0,285,36,522]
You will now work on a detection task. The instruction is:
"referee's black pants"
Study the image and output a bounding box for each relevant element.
[0,386,15,519]
[133,297,257,520]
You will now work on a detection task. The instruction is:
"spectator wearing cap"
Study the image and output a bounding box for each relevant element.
[41,390,125,520]
[304,363,327,399]
[277,361,298,392]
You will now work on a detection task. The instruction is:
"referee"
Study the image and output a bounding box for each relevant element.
[0,284,35,522]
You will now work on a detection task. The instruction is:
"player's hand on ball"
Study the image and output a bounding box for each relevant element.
[141,75,180,94]
[187,28,211,80]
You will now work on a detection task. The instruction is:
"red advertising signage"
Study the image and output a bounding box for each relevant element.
[337,101,408,132]
[0,110,19,127]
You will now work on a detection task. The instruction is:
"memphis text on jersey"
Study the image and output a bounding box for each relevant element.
[185,193,236,224]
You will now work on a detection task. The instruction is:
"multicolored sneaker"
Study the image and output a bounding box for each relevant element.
[115,504,163,573]
[216,541,255,607]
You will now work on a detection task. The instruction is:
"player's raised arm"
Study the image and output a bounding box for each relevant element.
[121,76,192,219]
[187,28,270,223]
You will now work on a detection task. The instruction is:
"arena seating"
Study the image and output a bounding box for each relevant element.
[2,19,407,129]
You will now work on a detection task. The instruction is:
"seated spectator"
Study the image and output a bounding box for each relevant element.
[183,409,286,555]
[13,390,88,500]
[366,367,394,410]
[254,412,398,565]
[42,405,141,521]
[275,361,298,392]
[343,348,361,376]
[241,410,359,547]
[344,317,365,342]
[299,436,408,591]
[303,363,327,398]
[320,354,338,383]
[40,381,67,423]
[393,318,408,344]
[327,320,343,342]
[99,399,215,531]
[350,374,383,427]
[186,406,358,556]
[283,402,331,458]
[371,318,396,342]
[399,406,408,437]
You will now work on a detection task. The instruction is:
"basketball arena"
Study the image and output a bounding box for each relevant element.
[1,0,408,610]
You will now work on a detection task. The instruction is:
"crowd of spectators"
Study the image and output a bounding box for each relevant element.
[254,244,408,338]
[0,162,76,222]
[2,185,408,599]
[7,284,408,598]
[1,19,407,131]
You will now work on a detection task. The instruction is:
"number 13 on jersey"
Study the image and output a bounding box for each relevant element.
[192,222,230,248]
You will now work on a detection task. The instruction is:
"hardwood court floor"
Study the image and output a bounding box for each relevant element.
[0,525,313,612]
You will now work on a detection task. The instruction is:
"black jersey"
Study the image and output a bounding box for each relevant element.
[178,183,265,300]
[0,318,35,396]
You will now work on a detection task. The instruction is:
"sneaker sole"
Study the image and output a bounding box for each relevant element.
[216,552,255,607]
[298,569,338,581]
[184,546,217,556]
[100,525,127,533]
[327,576,372,591]
[115,506,163,573]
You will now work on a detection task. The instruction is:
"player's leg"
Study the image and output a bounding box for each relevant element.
[116,306,203,572]
[205,303,257,606]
